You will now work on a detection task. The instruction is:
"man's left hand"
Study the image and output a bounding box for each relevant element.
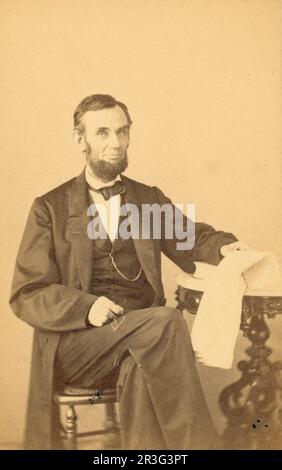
[220,241,253,257]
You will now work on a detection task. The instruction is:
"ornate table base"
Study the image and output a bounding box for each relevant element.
[176,287,282,450]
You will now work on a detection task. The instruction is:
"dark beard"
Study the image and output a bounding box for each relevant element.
[88,155,128,181]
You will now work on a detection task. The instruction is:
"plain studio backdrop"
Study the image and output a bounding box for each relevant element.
[0,0,281,448]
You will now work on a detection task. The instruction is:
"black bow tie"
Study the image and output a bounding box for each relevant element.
[88,180,125,201]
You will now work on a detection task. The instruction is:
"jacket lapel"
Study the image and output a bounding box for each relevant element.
[66,170,94,292]
[66,170,159,295]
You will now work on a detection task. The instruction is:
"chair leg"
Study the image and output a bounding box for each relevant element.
[105,402,117,428]
[102,402,121,449]
[65,405,77,450]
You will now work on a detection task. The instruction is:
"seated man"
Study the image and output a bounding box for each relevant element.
[10,94,243,450]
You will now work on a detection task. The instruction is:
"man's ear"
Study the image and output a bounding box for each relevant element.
[72,129,87,153]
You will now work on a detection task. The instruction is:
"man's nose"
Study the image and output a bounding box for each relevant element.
[108,132,121,148]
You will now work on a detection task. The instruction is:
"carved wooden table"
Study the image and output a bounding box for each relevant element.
[176,285,282,449]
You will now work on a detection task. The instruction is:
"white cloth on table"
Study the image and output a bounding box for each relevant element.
[176,251,281,369]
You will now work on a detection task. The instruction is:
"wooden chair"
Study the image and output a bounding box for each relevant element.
[54,369,121,450]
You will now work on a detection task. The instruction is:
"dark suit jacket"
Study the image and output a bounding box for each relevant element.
[9,170,237,449]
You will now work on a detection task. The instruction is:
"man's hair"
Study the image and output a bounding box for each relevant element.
[73,94,133,134]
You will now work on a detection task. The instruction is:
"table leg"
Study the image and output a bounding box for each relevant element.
[219,302,282,449]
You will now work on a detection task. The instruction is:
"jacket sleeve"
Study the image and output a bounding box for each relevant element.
[9,198,97,332]
[153,186,237,273]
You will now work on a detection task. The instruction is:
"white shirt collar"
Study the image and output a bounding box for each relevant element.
[85,163,121,190]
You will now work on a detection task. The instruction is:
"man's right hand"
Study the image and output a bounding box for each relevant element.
[87,296,124,327]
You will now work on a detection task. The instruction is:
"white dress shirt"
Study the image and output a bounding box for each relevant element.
[85,164,122,242]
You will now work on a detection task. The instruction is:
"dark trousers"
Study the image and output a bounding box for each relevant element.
[56,307,221,450]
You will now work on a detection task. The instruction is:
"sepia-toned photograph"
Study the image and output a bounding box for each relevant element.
[0,0,281,456]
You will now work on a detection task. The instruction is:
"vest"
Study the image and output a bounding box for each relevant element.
[90,194,155,312]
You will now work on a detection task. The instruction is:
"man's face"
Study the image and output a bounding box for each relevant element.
[81,105,130,181]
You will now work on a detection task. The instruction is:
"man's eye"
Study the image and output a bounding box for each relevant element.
[97,130,107,136]
[119,129,129,135]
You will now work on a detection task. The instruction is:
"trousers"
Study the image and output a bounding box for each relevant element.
[56,306,222,450]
